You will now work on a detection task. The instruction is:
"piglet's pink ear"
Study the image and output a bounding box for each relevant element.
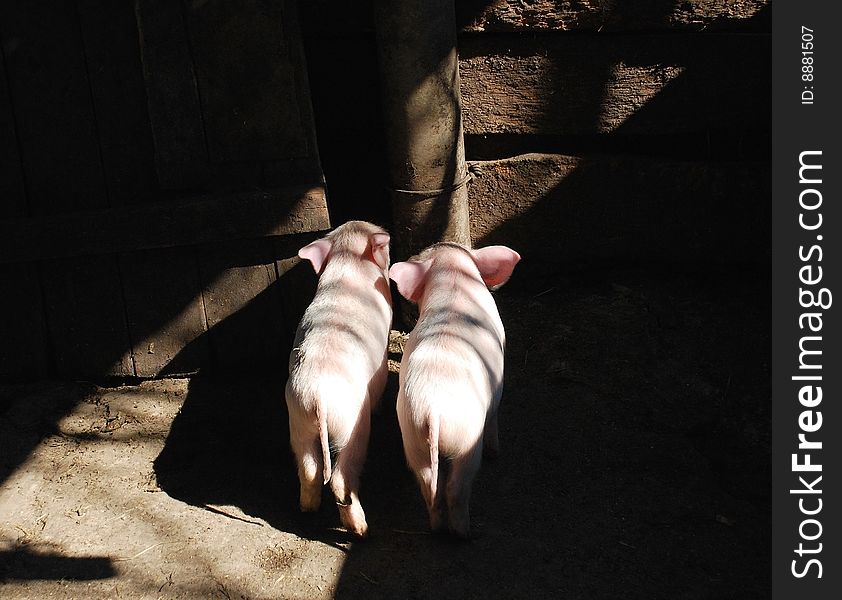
[369,232,391,271]
[470,246,521,290]
[389,260,433,303]
[298,239,333,274]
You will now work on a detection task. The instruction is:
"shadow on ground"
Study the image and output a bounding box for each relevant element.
[0,383,95,486]
[152,374,349,549]
[153,263,770,599]
[0,547,114,582]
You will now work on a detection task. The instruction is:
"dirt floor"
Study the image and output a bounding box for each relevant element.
[0,264,770,599]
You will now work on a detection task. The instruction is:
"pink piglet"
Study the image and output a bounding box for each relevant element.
[390,242,520,537]
[285,221,392,537]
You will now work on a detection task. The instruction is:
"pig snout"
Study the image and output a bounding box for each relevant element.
[285,221,393,538]
[390,242,520,538]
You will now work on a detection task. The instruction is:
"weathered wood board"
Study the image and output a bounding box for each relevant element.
[0,35,49,381]
[299,0,770,35]
[135,0,265,190]
[1,0,770,382]
[198,240,284,372]
[0,48,26,216]
[297,30,767,210]
[469,153,770,264]
[457,0,770,33]
[185,0,326,375]
[0,183,328,375]
[77,0,158,208]
[137,0,323,192]
[264,0,327,188]
[2,0,133,379]
[134,0,210,189]
[119,248,209,378]
[77,0,197,379]
[0,186,328,264]
[460,33,770,137]
[0,1,108,215]
[185,0,308,163]
[129,0,327,378]
[0,263,49,381]
[40,256,134,378]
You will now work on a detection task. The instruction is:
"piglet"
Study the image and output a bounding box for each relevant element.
[389,242,520,537]
[285,221,392,537]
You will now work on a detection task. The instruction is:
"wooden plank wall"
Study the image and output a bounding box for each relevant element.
[0,0,328,382]
[2,1,134,379]
[459,0,771,265]
[1,0,771,381]
[299,0,770,267]
[0,12,50,381]
[455,0,770,33]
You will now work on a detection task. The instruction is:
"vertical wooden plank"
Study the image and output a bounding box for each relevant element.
[0,264,49,381]
[135,0,209,189]
[77,0,157,207]
[198,240,285,372]
[40,256,134,378]
[1,0,133,379]
[181,0,324,374]
[262,0,326,188]
[135,0,266,191]
[184,0,307,163]
[0,45,25,214]
[120,248,210,377]
[0,1,106,215]
[281,0,320,159]
[77,0,153,378]
[0,36,50,381]
[78,0,208,378]
[0,49,49,380]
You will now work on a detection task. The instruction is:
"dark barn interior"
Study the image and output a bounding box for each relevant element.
[1,1,770,598]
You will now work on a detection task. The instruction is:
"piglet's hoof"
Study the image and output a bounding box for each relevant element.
[337,501,369,539]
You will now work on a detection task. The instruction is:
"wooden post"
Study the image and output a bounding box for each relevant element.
[373,0,471,262]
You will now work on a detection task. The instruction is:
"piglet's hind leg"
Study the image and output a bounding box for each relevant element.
[330,410,371,537]
[446,445,483,538]
[290,424,324,512]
